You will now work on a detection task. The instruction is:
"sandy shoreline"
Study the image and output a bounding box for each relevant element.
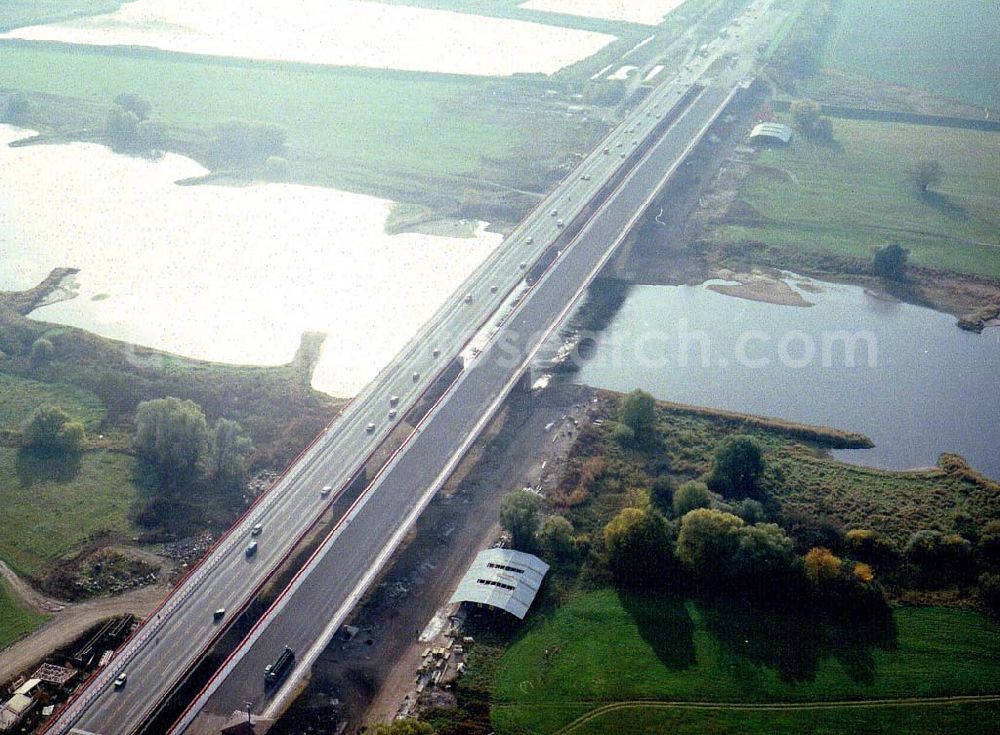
[706,268,814,307]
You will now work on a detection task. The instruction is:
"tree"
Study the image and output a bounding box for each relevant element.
[731,522,795,583]
[23,404,85,453]
[650,475,675,514]
[619,389,656,438]
[538,516,576,563]
[106,106,141,151]
[137,119,167,151]
[979,521,1000,566]
[211,418,252,493]
[30,337,54,365]
[846,529,897,567]
[803,547,842,586]
[114,93,151,121]
[708,435,765,499]
[368,720,435,735]
[135,397,210,488]
[871,244,909,281]
[499,489,541,550]
[672,480,711,517]
[675,509,744,578]
[790,99,821,133]
[730,498,765,525]
[906,159,942,193]
[604,506,674,586]
[212,120,287,164]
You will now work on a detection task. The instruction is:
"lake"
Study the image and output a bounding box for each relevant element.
[0,124,501,397]
[572,277,1000,478]
[1,0,615,77]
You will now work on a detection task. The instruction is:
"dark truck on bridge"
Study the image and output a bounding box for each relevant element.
[264,646,295,685]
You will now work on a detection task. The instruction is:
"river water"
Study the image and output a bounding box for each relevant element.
[0,124,501,396]
[573,277,1000,478]
[0,0,614,77]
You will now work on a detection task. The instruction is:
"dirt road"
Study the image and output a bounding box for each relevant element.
[0,571,168,683]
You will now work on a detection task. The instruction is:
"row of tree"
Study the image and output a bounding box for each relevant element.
[135,397,252,494]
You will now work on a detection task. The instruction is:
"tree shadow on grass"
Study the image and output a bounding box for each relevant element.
[618,589,696,671]
[919,190,969,219]
[15,447,82,488]
[697,597,897,685]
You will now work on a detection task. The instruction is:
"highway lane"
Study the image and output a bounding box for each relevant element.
[52,3,779,732]
[177,81,739,733]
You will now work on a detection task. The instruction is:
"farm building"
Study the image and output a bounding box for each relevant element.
[749,121,793,144]
[449,548,549,619]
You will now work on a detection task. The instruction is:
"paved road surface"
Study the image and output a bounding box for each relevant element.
[50,2,780,733]
[178,81,737,734]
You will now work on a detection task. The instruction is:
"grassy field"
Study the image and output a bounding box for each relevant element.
[0,373,105,431]
[490,589,1000,734]
[822,0,1000,111]
[0,41,604,204]
[0,576,49,652]
[562,700,1000,735]
[0,447,141,577]
[719,118,1000,277]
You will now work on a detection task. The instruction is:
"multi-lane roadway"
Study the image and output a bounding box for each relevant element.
[50,2,781,733]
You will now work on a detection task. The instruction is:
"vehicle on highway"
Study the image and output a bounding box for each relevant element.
[550,209,557,216]
[251,523,263,536]
[389,395,399,407]
[464,293,473,304]
[246,542,257,558]
[213,608,226,621]
[264,646,295,685]
[389,409,397,420]
[114,674,127,689]
[366,422,376,433]
[556,219,564,228]
[320,485,333,497]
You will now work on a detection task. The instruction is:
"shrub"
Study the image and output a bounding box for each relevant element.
[604,506,675,587]
[538,516,576,563]
[731,498,765,524]
[612,422,634,446]
[30,337,54,365]
[783,510,845,555]
[673,480,711,517]
[619,389,656,438]
[872,244,909,281]
[23,404,85,453]
[979,521,1000,567]
[650,475,675,514]
[846,529,898,567]
[708,435,765,499]
[499,489,541,551]
[803,547,841,586]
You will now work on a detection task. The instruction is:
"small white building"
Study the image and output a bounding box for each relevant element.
[749,122,793,145]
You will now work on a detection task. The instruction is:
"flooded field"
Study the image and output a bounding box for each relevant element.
[1,0,615,76]
[0,125,501,396]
